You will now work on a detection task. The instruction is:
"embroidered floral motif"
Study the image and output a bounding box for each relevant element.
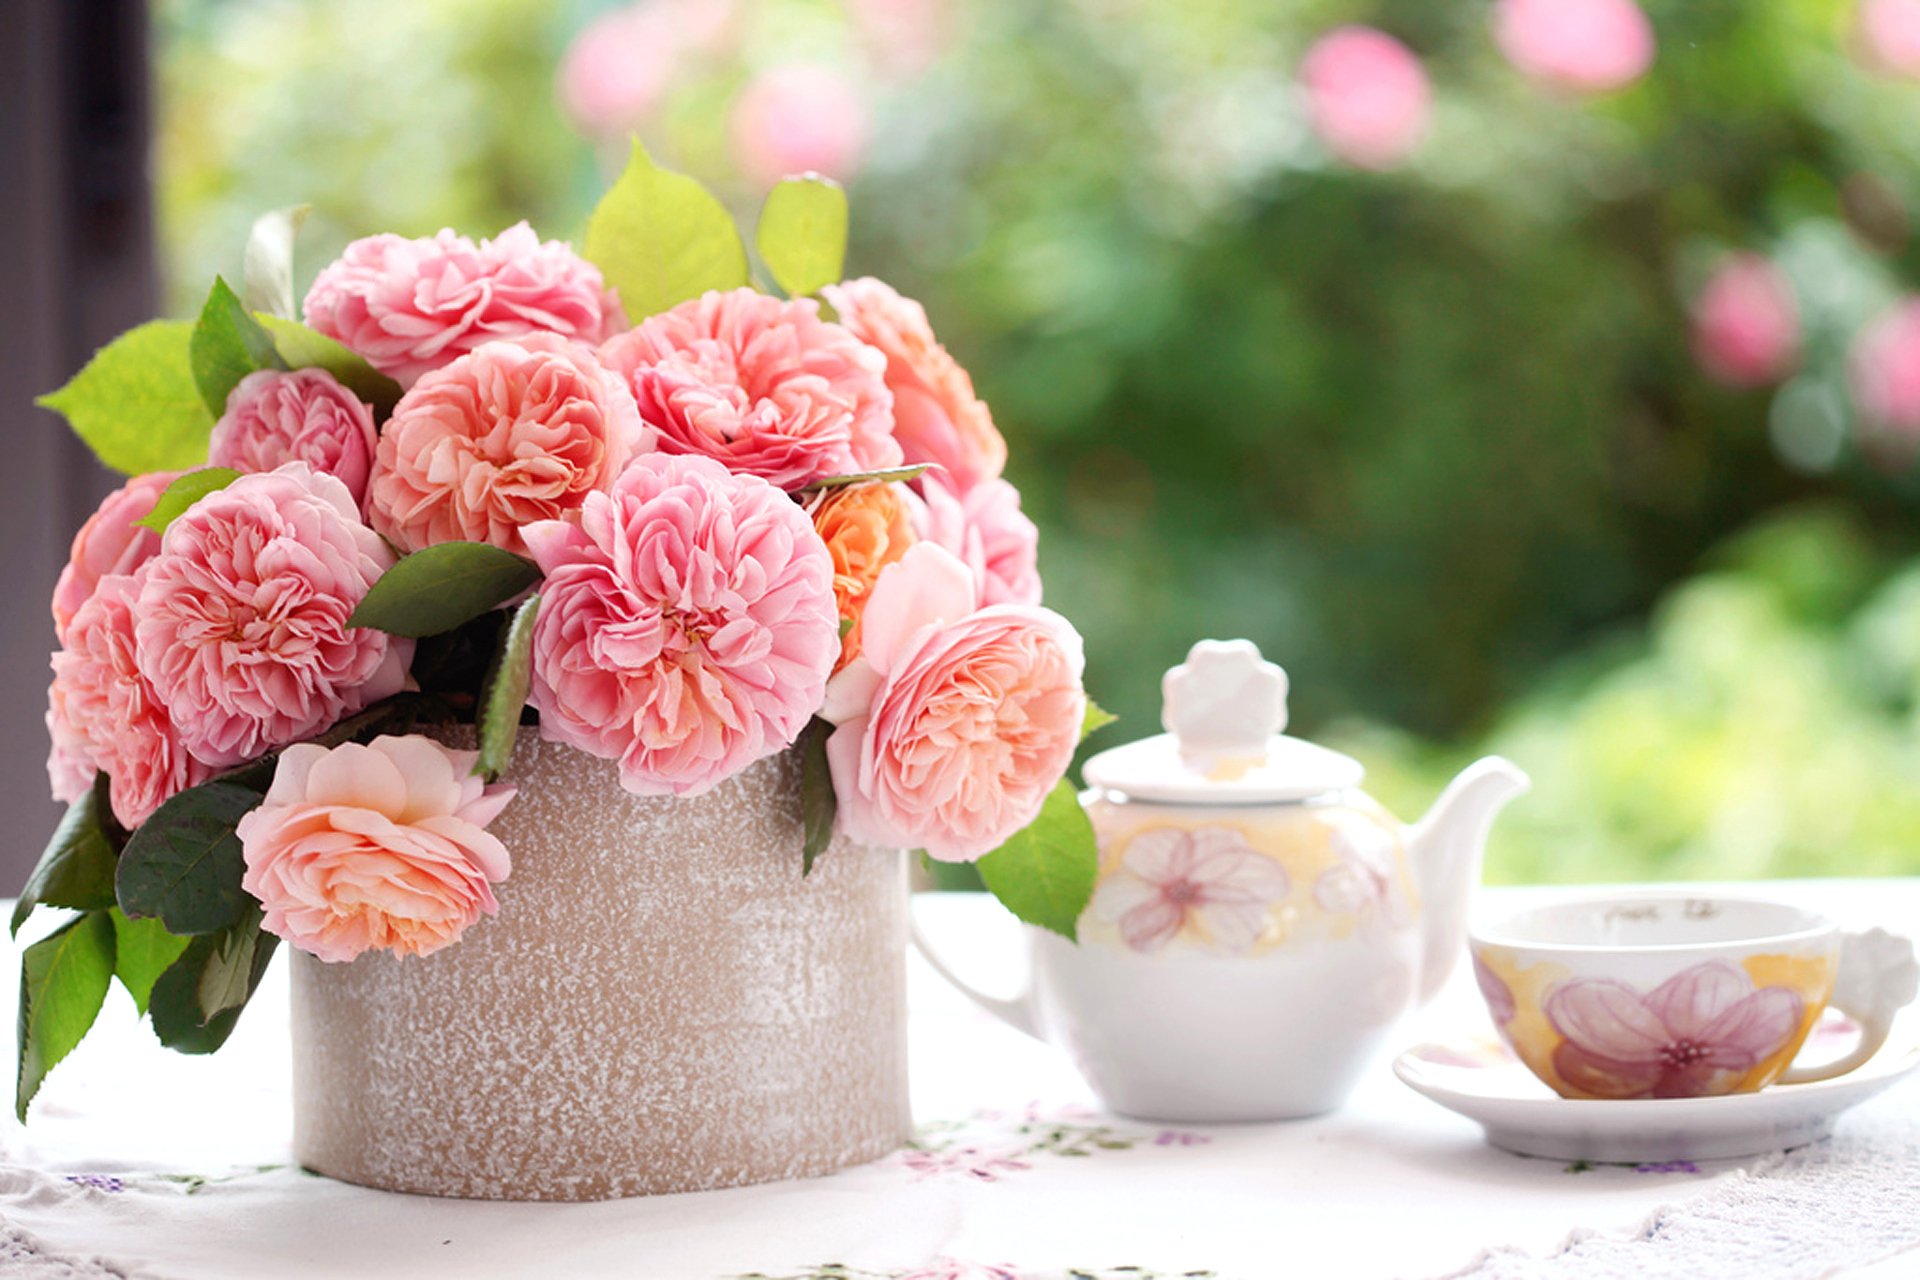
[898,1103,1211,1182]
[1089,827,1289,954]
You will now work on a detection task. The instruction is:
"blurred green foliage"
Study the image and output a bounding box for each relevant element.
[155,0,1920,880]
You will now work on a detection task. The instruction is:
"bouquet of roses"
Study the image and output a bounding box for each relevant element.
[16,148,1106,1118]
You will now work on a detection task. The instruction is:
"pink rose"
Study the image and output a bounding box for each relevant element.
[729,64,870,188]
[48,570,212,828]
[135,464,412,768]
[1300,27,1431,171]
[367,336,646,556]
[822,278,1006,492]
[51,470,181,644]
[209,368,380,506]
[1494,0,1655,95]
[599,288,900,491]
[1857,0,1920,77]
[822,544,1084,862]
[1691,254,1800,388]
[1851,299,1920,449]
[908,473,1041,607]
[238,735,514,962]
[524,453,840,797]
[303,223,625,386]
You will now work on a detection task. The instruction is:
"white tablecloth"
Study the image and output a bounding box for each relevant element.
[4,881,1920,1280]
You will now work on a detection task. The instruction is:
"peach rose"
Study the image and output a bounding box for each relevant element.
[821,544,1084,862]
[908,473,1041,607]
[209,368,380,507]
[51,470,181,644]
[823,278,1006,492]
[523,453,840,797]
[238,735,515,962]
[48,570,212,828]
[598,288,900,491]
[135,464,412,768]
[809,481,917,670]
[367,336,646,555]
[303,223,625,386]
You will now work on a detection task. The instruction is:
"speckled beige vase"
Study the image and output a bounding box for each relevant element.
[290,734,911,1201]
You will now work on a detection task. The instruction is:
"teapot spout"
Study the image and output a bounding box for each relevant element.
[1407,756,1530,1003]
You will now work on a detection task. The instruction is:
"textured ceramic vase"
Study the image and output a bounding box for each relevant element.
[290,734,911,1201]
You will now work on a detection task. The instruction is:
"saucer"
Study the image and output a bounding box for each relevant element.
[1393,1033,1920,1163]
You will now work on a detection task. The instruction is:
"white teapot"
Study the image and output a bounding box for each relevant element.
[916,639,1529,1122]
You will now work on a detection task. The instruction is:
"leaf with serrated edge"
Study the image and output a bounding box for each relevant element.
[36,321,213,475]
[974,781,1099,940]
[1081,699,1118,742]
[584,140,749,322]
[756,175,849,299]
[190,276,286,417]
[115,782,260,936]
[799,718,837,875]
[476,594,541,780]
[350,542,542,639]
[16,912,115,1120]
[243,205,310,318]
[110,908,189,1018]
[257,315,402,416]
[799,464,931,492]
[134,467,242,535]
[12,780,117,936]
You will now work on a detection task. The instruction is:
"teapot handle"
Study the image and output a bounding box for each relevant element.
[908,911,1040,1040]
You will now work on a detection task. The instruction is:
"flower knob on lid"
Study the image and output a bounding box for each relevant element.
[1163,638,1290,763]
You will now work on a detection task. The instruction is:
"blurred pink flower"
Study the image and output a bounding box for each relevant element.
[1546,962,1803,1098]
[1494,0,1655,95]
[210,368,380,506]
[822,544,1084,862]
[50,469,179,644]
[523,453,839,798]
[1691,254,1800,388]
[908,473,1041,607]
[846,0,954,79]
[304,223,624,386]
[239,736,515,962]
[557,0,739,136]
[1089,826,1290,954]
[599,288,899,490]
[136,465,411,768]
[823,277,1007,491]
[1850,298,1920,445]
[48,570,211,828]
[729,64,870,188]
[368,336,646,556]
[1856,0,1920,77]
[1299,27,1431,171]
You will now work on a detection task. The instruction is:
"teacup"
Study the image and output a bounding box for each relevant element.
[1468,892,1919,1100]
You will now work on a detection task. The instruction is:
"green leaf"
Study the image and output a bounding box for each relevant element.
[16,912,115,1120]
[36,321,215,475]
[147,910,277,1055]
[133,467,243,535]
[798,464,931,492]
[254,314,403,417]
[799,717,837,876]
[584,139,750,321]
[115,781,260,936]
[974,780,1100,941]
[110,908,190,1017]
[1081,699,1118,742]
[350,541,542,638]
[13,780,118,936]
[242,205,310,319]
[190,276,287,417]
[475,593,541,780]
[756,175,849,299]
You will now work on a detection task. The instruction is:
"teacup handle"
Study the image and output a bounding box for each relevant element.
[908,916,1040,1039]
[1781,928,1920,1085]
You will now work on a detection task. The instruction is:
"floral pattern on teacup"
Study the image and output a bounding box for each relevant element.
[1088,827,1290,954]
[1475,954,1518,1027]
[1544,961,1803,1099]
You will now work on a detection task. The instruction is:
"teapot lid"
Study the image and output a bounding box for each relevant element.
[1081,639,1364,805]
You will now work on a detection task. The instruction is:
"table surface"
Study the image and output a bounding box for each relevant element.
[4,880,1920,1280]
